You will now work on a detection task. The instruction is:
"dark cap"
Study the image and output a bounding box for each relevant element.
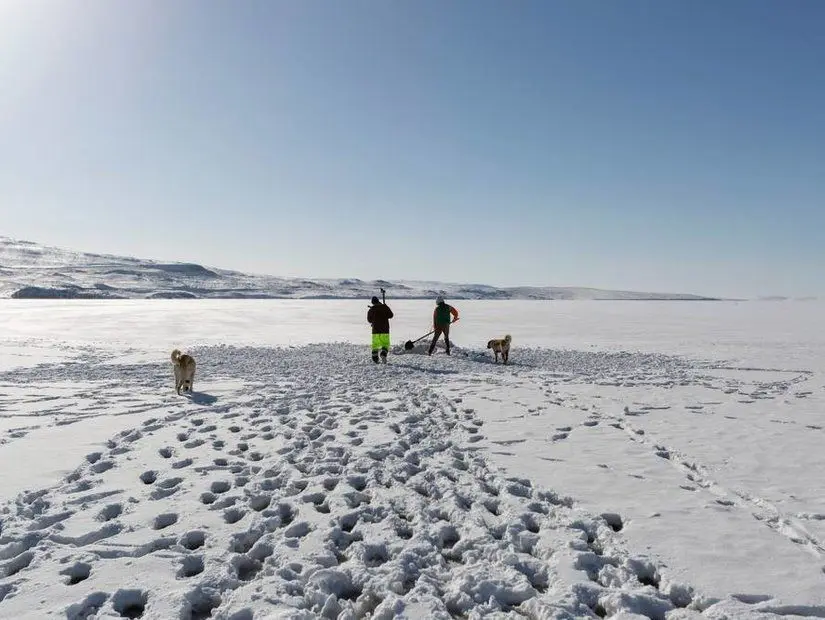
[371,296,380,304]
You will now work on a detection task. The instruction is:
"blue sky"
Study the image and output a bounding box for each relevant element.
[1,1,822,298]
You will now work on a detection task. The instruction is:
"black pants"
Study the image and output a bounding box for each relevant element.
[371,348,388,363]
[428,324,451,355]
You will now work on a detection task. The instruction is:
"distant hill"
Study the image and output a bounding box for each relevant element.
[0,237,718,301]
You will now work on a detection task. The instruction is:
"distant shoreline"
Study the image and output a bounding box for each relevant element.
[7,296,821,301]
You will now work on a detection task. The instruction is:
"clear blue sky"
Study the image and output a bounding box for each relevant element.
[1,1,822,298]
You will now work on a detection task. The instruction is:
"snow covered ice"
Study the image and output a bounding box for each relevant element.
[0,299,823,619]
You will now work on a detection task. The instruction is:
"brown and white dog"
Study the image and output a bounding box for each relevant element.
[486,334,512,364]
[171,349,196,394]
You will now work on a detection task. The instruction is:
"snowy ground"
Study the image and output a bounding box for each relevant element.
[0,300,823,619]
[0,237,714,301]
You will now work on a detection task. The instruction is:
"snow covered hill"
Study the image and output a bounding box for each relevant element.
[0,237,716,301]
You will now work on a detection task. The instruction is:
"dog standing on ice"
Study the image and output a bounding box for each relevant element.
[486,335,512,364]
[171,349,196,394]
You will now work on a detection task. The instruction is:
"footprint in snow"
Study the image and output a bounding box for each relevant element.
[152,513,178,530]
[60,561,92,585]
[97,503,123,521]
[224,508,246,524]
[172,458,193,469]
[177,555,204,579]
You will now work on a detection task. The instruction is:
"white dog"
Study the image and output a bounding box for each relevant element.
[486,335,512,364]
[171,349,196,394]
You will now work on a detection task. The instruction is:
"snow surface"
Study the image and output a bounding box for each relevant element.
[0,299,823,619]
[0,237,715,301]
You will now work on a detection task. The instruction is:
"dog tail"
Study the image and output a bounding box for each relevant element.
[171,349,182,364]
[486,340,492,349]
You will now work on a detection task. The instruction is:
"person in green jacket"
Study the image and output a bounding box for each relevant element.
[428,296,459,356]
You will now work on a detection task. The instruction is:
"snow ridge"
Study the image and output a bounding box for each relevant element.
[0,237,716,300]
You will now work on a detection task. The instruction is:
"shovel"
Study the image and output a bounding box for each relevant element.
[404,318,458,350]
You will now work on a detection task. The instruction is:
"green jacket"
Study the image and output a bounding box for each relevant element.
[433,302,459,327]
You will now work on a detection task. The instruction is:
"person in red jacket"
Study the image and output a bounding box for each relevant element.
[428,296,459,356]
[367,296,394,363]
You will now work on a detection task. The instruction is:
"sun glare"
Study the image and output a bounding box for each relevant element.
[0,0,78,40]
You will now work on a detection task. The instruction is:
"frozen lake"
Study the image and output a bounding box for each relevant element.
[1,298,822,365]
[0,299,822,618]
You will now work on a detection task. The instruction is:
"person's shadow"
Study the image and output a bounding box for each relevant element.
[186,391,218,406]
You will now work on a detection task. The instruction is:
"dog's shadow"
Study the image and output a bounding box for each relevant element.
[185,391,218,406]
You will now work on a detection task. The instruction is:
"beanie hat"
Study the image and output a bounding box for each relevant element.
[371,296,380,304]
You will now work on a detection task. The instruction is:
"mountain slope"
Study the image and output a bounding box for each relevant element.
[0,237,716,300]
